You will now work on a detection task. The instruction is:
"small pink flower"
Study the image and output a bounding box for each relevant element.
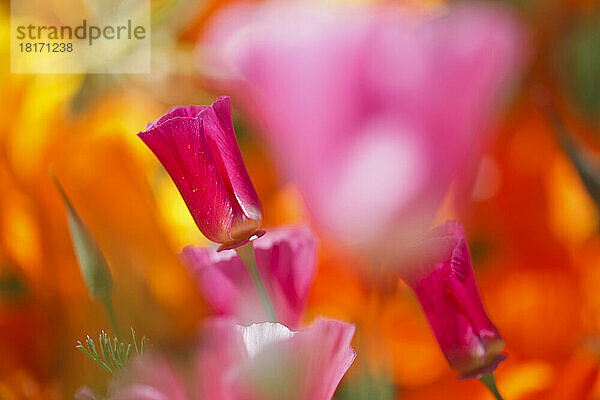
[403,221,505,379]
[138,96,263,249]
[181,227,317,329]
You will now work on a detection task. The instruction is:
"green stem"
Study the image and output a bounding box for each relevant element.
[101,296,119,335]
[235,242,277,323]
[479,372,503,400]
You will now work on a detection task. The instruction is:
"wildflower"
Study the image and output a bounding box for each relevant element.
[138,96,263,250]
[403,221,505,378]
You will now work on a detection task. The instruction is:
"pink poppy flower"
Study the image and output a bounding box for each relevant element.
[138,96,263,250]
[196,318,356,400]
[402,221,505,378]
[201,2,525,245]
[78,319,355,400]
[181,227,317,329]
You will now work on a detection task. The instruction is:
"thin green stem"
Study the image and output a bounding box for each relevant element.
[101,296,119,335]
[235,241,277,323]
[479,372,503,400]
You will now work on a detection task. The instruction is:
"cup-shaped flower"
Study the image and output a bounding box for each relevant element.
[402,221,505,379]
[196,318,356,400]
[181,227,316,329]
[138,96,263,249]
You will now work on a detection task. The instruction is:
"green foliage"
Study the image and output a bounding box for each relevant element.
[556,11,600,126]
[335,368,396,400]
[76,328,148,374]
[545,103,600,214]
[51,172,113,303]
[52,172,119,331]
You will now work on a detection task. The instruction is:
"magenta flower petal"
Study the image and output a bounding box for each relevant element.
[199,97,263,234]
[196,318,356,400]
[181,227,317,329]
[146,105,207,130]
[403,221,505,379]
[138,97,262,246]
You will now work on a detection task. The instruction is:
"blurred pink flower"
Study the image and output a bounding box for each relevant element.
[196,318,356,400]
[78,319,355,400]
[138,96,263,250]
[75,354,187,400]
[181,227,317,328]
[402,221,505,379]
[201,2,524,245]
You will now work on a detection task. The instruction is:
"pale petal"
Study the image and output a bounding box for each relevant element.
[236,322,294,358]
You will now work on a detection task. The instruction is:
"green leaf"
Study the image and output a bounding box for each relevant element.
[76,329,148,374]
[546,106,600,213]
[555,11,600,127]
[51,172,113,303]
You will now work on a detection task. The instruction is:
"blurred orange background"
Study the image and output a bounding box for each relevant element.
[1,0,600,399]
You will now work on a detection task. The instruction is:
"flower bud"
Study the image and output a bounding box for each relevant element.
[403,221,505,379]
[138,96,263,250]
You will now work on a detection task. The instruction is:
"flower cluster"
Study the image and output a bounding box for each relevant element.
[81,87,508,398]
[70,1,525,398]
[77,96,357,400]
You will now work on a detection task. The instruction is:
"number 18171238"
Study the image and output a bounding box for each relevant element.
[19,42,73,52]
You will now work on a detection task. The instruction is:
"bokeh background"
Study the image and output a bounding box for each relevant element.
[1,0,600,399]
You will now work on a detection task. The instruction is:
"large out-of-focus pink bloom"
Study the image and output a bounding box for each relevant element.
[181,227,316,329]
[201,2,525,245]
[78,319,355,400]
[402,221,505,379]
[138,96,263,250]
